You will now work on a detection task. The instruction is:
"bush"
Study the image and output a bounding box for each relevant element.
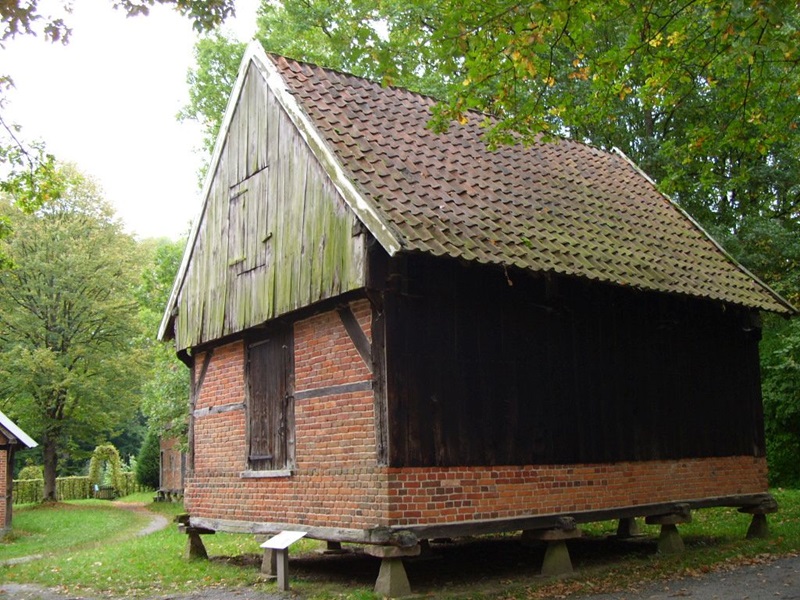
[135,429,160,489]
[18,464,43,480]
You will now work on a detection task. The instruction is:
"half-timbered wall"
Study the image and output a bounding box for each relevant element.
[173,63,366,350]
[382,255,766,468]
[185,299,390,530]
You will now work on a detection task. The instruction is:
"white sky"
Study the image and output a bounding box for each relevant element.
[2,0,259,240]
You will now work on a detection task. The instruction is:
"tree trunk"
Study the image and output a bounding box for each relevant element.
[42,434,58,502]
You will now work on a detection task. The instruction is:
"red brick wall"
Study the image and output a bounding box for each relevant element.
[386,456,768,526]
[159,436,184,492]
[184,298,769,533]
[186,299,391,529]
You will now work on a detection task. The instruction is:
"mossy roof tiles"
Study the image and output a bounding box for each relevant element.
[270,54,795,315]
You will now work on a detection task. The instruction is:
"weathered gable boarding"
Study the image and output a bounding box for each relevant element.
[170,61,367,350]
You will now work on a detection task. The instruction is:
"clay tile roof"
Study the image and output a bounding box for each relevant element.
[269,54,795,315]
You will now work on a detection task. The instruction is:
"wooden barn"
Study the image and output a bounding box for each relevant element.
[159,42,796,595]
[0,410,37,533]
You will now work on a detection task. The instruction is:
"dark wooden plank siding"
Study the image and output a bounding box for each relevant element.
[382,254,766,468]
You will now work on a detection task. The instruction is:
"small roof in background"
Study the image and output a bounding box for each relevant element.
[0,410,37,449]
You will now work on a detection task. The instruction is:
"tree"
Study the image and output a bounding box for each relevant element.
[135,427,161,489]
[1,0,236,43]
[136,237,190,439]
[0,164,144,501]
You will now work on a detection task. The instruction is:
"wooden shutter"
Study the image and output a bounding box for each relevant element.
[247,324,294,471]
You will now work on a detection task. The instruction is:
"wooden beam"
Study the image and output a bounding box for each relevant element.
[337,304,372,371]
[390,494,774,540]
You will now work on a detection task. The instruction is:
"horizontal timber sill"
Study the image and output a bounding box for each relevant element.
[389,493,775,540]
[240,469,293,479]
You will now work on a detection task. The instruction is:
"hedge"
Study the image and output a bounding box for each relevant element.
[12,473,150,504]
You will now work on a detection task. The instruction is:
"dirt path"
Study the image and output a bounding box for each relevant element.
[110,502,170,537]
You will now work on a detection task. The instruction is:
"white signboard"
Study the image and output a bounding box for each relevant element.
[261,530,308,550]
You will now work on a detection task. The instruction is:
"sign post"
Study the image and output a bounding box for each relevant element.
[260,531,308,591]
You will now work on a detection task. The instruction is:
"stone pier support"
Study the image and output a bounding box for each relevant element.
[646,508,691,555]
[522,523,582,577]
[365,544,421,598]
[182,528,212,560]
[740,498,778,540]
[616,517,641,539]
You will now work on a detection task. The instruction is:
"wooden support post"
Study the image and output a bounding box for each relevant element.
[276,549,290,591]
[616,517,641,539]
[365,544,421,598]
[522,525,582,577]
[260,530,308,593]
[646,509,691,555]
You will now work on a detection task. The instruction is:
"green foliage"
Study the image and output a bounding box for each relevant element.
[12,473,146,505]
[178,33,246,155]
[0,164,145,499]
[87,444,124,493]
[135,428,161,489]
[0,501,148,562]
[17,462,42,480]
[136,238,191,439]
[0,0,235,43]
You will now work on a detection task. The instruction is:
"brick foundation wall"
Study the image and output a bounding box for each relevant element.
[184,298,769,535]
[386,456,768,526]
[186,299,391,529]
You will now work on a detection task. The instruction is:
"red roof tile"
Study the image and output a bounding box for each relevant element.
[270,54,795,314]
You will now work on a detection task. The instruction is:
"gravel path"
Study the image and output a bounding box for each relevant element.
[580,554,800,600]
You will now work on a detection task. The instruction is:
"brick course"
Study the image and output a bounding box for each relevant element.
[185,298,769,534]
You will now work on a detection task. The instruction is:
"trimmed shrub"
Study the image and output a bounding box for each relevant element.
[135,429,160,489]
[13,474,149,504]
[88,443,124,494]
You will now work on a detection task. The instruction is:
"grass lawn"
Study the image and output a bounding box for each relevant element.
[1,490,799,599]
